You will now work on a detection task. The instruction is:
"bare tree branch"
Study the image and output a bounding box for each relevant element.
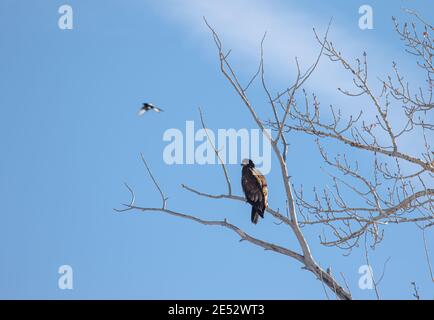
[198,107,232,195]
[140,153,167,209]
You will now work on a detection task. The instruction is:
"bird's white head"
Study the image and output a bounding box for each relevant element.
[241,158,254,167]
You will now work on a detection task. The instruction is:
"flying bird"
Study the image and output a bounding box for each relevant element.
[138,102,164,116]
[241,159,268,224]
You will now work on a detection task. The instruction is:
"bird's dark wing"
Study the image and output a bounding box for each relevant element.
[242,168,264,205]
[252,167,268,209]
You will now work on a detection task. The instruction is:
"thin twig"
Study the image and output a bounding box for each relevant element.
[140,153,167,209]
[198,107,232,195]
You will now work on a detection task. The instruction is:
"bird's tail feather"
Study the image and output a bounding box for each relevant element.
[251,206,263,224]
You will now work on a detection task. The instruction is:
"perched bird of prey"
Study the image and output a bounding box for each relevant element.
[138,102,164,116]
[241,159,268,224]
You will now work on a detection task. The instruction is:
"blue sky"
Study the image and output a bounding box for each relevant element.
[0,0,433,299]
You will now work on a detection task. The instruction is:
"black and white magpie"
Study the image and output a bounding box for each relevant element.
[138,103,164,116]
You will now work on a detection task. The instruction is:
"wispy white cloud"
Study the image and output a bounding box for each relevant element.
[149,0,369,95]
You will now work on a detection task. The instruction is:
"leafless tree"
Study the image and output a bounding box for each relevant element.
[116,11,433,300]
[288,10,433,255]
